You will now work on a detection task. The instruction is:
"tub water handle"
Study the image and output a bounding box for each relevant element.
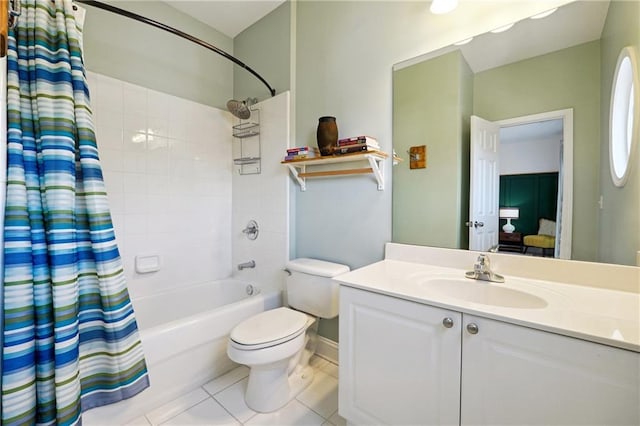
[242,220,259,240]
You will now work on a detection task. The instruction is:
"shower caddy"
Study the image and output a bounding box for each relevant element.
[233,109,261,175]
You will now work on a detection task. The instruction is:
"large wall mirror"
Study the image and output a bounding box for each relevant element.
[392,0,640,266]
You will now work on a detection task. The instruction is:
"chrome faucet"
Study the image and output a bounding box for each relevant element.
[465,254,505,283]
[237,260,256,270]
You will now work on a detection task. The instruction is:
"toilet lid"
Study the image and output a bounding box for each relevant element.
[230,307,309,347]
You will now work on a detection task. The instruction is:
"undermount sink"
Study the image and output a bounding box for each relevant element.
[421,277,548,309]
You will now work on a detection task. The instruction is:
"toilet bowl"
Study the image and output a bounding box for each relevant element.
[227,307,315,412]
[227,258,349,413]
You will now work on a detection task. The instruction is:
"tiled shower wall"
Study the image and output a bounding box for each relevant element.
[231,92,291,294]
[89,71,233,300]
[89,71,290,300]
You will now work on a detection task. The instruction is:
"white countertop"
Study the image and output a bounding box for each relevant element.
[335,259,640,352]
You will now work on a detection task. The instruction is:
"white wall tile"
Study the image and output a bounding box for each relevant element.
[103,171,124,194]
[123,152,147,174]
[232,92,290,295]
[86,72,99,101]
[99,149,124,172]
[96,125,123,150]
[147,176,170,196]
[95,107,123,131]
[123,82,147,115]
[91,73,287,301]
[148,116,172,140]
[124,112,148,137]
[124,193,148,215]
[95,74,123,110]
[107,192,125,216]
[123,129,148,151]
[124,214,148,236]
[146,137,170,175]
[147,89,172,122]
[123,172,148,195]
[168,139,194,161]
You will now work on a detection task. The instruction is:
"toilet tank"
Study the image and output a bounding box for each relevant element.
[285,258,350,319]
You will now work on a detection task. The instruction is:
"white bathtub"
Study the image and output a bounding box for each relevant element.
[83,280,281,425]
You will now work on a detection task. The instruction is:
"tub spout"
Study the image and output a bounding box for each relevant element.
[238,260,256,270]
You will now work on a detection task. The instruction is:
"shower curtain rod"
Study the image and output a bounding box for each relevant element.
[75,0,276,97]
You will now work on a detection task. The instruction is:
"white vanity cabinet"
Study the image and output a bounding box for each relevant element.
[339,285,463,425]
[461,314,639,425]
[339,286,640,426]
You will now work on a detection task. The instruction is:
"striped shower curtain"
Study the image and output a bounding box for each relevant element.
[2,1,149,424]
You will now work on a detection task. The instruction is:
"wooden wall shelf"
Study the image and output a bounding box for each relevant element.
[282,151,388,191]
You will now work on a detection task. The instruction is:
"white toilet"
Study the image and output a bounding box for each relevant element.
[227,258,349,413]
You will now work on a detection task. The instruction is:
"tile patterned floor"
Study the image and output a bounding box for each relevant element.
[126,357,346,426]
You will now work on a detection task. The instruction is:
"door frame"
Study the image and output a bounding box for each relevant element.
[497,108,573,260]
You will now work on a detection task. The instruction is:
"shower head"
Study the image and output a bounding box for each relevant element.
[227,97,257,120]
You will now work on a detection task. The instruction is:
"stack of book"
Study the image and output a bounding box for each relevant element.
[284,146,320,161]
[334,136,380,155]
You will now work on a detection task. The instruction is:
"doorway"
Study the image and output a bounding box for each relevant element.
[468,109,573,259]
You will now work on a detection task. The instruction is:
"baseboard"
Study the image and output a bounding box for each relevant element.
[316,336,338,364]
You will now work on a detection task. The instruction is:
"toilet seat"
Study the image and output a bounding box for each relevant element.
[230,307,309,350]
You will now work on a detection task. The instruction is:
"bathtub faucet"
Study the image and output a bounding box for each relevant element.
[238,260,256,270]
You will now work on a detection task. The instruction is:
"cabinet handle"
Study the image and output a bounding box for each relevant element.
[442,317,454,328]
[466,323,479,334]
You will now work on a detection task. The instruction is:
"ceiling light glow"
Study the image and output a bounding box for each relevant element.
[430,0,458,15]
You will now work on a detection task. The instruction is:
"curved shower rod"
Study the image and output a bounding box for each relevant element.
[76,0,276,97]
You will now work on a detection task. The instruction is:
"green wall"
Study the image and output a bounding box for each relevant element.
[291,1,572,342]
[473,40,601,262]
[233,2,291,102]
[500,173,559,236]
[598,0,640,266]
[79,0,592,344]
[393,51,472,249]
[290,0,555,277]
[82,1,233,109]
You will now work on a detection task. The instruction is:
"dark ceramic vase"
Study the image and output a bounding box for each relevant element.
[316,116,338,156]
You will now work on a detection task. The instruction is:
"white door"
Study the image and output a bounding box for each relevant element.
[461,315,640,425]
[339,286,462,425]
[469,116,500,251]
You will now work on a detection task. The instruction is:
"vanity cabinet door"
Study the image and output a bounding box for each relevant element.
[339,286,462,426]
[461,314,640,426]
